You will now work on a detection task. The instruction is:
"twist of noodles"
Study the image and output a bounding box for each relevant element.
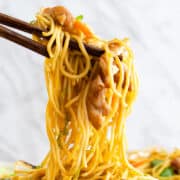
[1,6,157,180]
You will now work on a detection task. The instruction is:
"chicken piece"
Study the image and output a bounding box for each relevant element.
[171,157,180,171]
[113,61,132,91]
[108,40,130,62]
[87,75,110,129]
[86,46,132,129]
[99,55,126,88]
[43,6,74,31]
[87,54,130,129]
[108,40,122,56]
[43,6,93,38]
[99,55,111,87]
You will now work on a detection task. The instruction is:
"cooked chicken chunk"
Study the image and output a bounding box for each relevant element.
[43,6,74,30]
[171,157,180,171]
[87,75,110,129]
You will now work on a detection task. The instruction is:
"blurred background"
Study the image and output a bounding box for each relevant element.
[0,0,180,164]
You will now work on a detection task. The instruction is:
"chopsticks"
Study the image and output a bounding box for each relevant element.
[0,25,49,57]
[0,12,105,57]
[0,12,44,36]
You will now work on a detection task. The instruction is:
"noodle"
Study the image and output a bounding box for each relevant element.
[1,6,156,180]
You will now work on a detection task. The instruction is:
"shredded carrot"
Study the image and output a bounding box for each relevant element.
[130,159,150,167]
[73,20,93,38]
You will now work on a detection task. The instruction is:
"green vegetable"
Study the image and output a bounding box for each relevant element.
[150,159,163,167]
[76,15,83,21]
[29,20,36,25]
[60,113,69,136]
[62,125,68,136]
[57,133,62,148]
[160,167,174,177]
[56,113,70,147]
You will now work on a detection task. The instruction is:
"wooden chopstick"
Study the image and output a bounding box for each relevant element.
[0,12,105,57]
[0,12,43,36]
[0,25,49,57]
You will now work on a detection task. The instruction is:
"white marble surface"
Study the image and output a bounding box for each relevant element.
[0,0,180,164]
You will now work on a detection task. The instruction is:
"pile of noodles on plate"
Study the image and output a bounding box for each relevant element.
[0,6,157,180]
[129,148,180,180]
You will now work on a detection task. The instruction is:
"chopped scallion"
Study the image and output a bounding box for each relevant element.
[160,167,174,177]
[150,159,163,167]
[76,15,83,21]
